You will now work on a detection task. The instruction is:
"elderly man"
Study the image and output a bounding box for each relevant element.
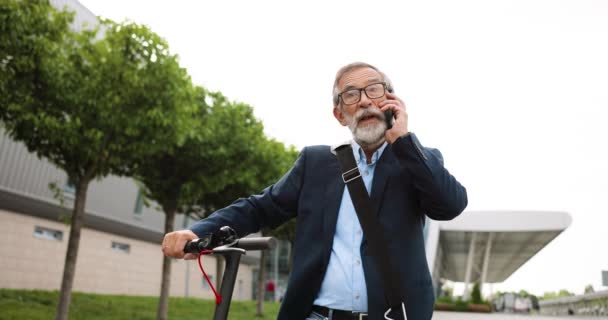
[162,62,468,320]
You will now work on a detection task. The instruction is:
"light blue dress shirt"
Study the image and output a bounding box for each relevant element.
[313,141,388,312]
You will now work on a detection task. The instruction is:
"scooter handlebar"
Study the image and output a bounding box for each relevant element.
[183,236,277,254]
[235,237,277,251]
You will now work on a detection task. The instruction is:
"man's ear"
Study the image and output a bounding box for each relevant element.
[333,106,348,126]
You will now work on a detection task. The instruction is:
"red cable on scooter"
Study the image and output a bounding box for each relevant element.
[197,250,222,305]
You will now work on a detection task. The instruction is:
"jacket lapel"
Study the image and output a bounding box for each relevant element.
[370,145,397,216]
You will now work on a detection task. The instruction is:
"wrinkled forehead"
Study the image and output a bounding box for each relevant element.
[338,67,384,91]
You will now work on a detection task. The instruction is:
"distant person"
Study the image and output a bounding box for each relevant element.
[266,280,275,301]
[162,62,468,319]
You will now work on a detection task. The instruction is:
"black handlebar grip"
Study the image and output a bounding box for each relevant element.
[235,237,277,251]
[183,239,199,254]
[183,238,208,254]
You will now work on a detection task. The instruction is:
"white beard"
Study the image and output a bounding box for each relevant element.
[344,108,387,147]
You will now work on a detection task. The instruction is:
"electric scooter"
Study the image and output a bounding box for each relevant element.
[184,226,277,320]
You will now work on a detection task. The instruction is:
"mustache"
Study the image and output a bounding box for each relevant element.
[355,109,384,123]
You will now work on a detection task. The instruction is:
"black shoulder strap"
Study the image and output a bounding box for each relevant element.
[334,143,407,319]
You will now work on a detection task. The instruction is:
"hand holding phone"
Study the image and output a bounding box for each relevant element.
[380,89,409,143]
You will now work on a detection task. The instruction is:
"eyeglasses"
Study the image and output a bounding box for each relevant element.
[338,82,387,105]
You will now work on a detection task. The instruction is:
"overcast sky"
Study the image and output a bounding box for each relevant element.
[78,0,608,296]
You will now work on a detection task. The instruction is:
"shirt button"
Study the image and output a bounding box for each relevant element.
[355,293,360,299]
[364,170,369,176]
[355,260,361,265]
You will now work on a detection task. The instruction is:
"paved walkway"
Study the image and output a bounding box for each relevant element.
[433,311,603,319]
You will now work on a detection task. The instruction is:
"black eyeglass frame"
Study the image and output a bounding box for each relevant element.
[338,82,388,105]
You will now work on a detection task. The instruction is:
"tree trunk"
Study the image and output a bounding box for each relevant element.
[55,177,90,320]
[157,208,176,320]
[256,249,267,317]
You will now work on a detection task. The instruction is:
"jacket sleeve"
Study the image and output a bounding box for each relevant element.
[189,147,306,238]
[391,133,468,220]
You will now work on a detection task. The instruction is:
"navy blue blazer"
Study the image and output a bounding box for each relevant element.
[190,133,467,320]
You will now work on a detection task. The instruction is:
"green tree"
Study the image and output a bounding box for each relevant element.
[197,127,297,317]
[542,289,575,300]
[471,282,482,304]
[1,0,72,115]
[0,3,193,319]
[584,284,595,294]
[190,110,299,317]
[135,87,298,319]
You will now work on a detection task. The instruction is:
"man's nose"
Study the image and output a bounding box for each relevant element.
[358,90,373,108]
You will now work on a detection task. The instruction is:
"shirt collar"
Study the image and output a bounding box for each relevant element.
[351,140,388,165]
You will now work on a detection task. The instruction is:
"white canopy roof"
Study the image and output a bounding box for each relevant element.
[436,211,571,283]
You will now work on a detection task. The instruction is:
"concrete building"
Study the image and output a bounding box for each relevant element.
[0,126,255,299]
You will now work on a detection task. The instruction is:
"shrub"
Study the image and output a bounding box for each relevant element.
[468,303,492,313]
[471,282,482,304]
[454,298,469,312]
[436,296,453,304]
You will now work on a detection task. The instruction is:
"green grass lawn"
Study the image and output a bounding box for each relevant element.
[0,289,280,320]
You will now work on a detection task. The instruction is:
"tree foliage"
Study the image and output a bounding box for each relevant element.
[1,2,193,319]
[1,5,192,180]
[135,86,298,319]
[2,2,299,320]
[138,86,298,219]
[187,94,299,217]
[1,0,73,118]
[471,282,482,304]
[542,289,575,300]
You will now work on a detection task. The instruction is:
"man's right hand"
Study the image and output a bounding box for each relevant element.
[161,229,199,260]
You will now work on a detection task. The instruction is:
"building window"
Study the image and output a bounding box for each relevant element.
[111,241,130,254]
[34,226,63,241]
[202,275,214,289]
[134,189,144,215]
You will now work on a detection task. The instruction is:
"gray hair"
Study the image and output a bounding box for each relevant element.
[332,62,394,107]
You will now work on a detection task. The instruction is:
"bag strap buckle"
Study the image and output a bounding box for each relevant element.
[341,167,361,184]
[384,302,407,320]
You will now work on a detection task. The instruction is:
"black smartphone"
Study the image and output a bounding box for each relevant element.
[384,110,394,130]
[384,85,395,130]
